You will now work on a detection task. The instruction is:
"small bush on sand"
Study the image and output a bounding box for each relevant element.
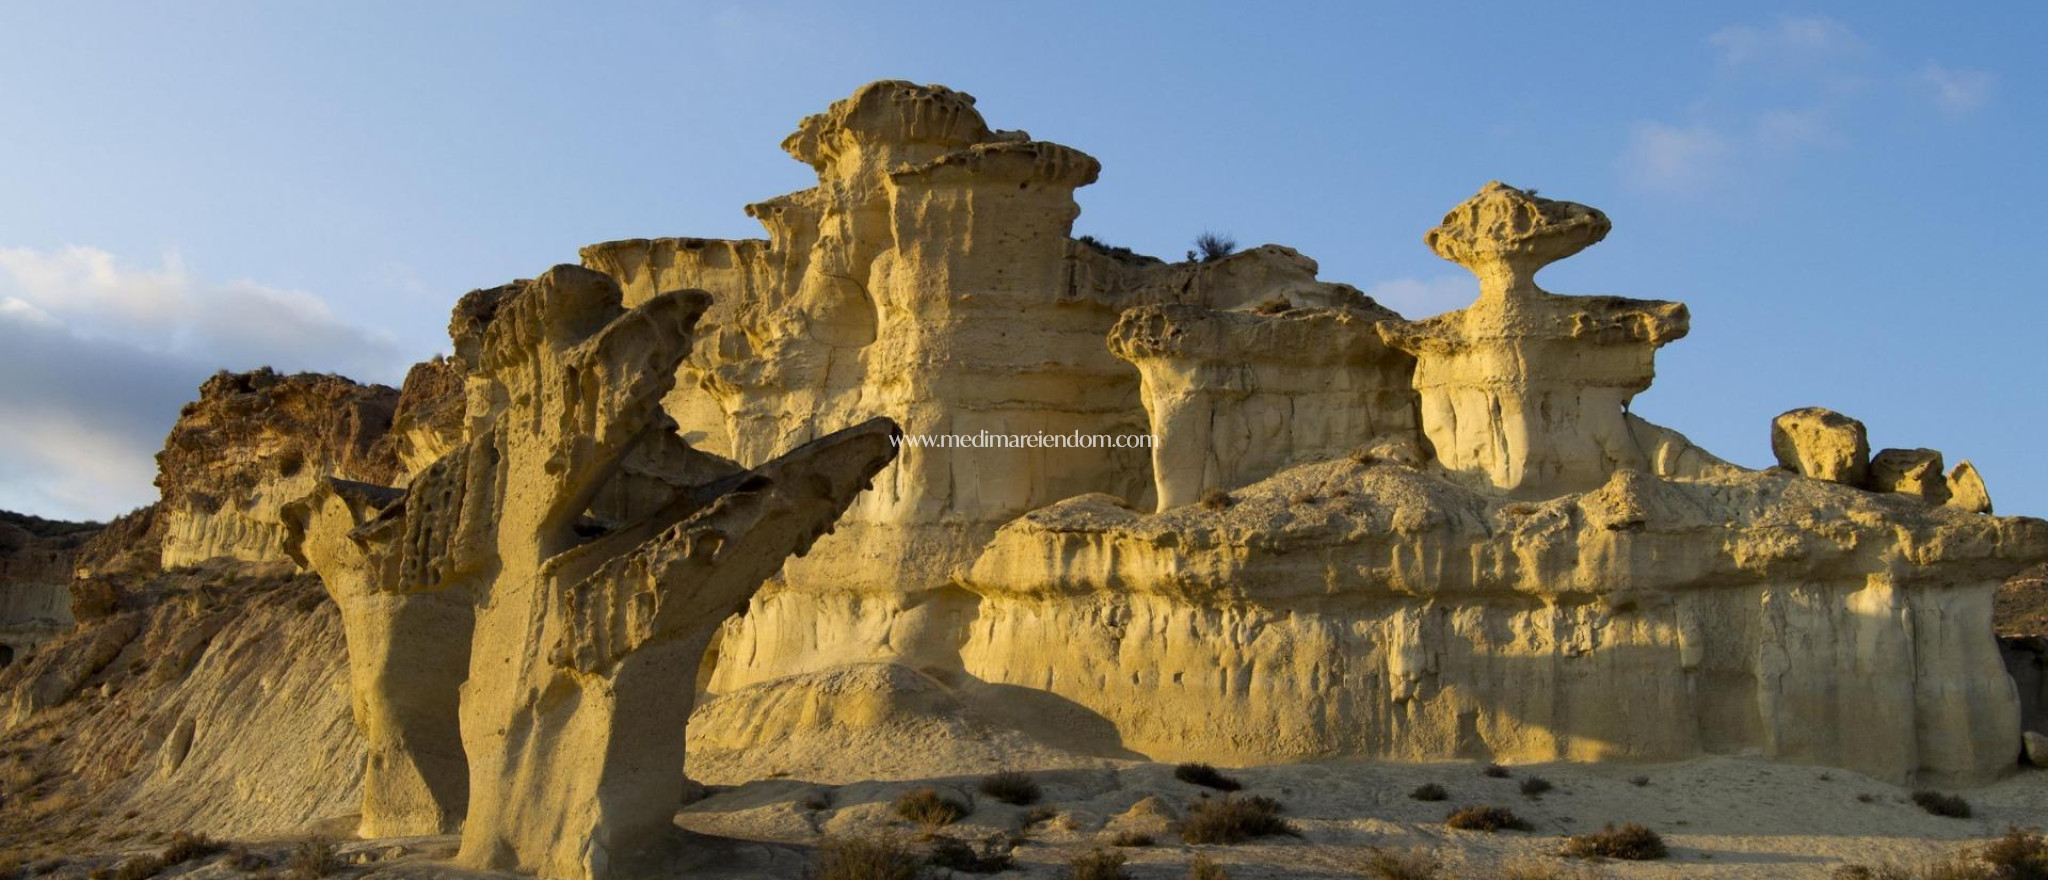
[1913,790,1973,819]
[287,837,339,880]
[1187,854,1231,880]
[1444,805,1532,832]
[1409,783,1447,802]
[1197,489,1233,512]
[978,770,1042,806]
[925,835,1012,874]
[1629,775,1650,787]
[1068,848,1130,880]
[1361,847,1445,880]
[161,833,222,866]
[1179,795,1296,844]
[811,836,923,880]
[894,787,970,828]
[1174,762,1242,791]
[1562,823,1668,860]
[1982,827,2048,880]
[1482,763,1511,778]
[1107,830,1154,847]
[1519,777,1554,798]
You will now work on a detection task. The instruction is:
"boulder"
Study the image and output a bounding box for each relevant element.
[1770,407,1870,485]
[1948,461,1993,513]
[1869,448,1952,504]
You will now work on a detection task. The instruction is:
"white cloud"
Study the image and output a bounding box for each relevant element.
[1364,275,1477,320]
[1709,16,1867,69]
[1915,62,1995,116]
[0,246,416,521]
[1620,122,1731,193]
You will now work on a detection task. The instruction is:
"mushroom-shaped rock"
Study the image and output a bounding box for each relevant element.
[1948,460,1993,513]
[1379,183,1688,496]
[1869,447,1951,504]
[1770,407,1870,486]
[281,476,471,838]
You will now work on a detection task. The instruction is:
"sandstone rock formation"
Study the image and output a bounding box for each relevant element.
[0,511,94,664]
[1771,407,1871,485]
[567,85,2047,791]
[1870,447,1953,504]
[156,369,400,568]
[285,265,899,879]
[4,79,2046,878]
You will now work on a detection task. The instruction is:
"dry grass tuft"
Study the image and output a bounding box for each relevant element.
[1068,848,1130,880]
[1912,790,1972,819]
[1409,782,1447,801]
[978,770,1042,806]
[287,837,339,880]
[1197,489,1233,512]
[1981,827,2048,880]
[1481,763,1512,778]
[1187,854,1231,880]
[1173,762,1242,791]
[811,836,923,880]
[1562,823,1667,860]
[1519,776,1554,798]
[925,835,1013,874]
[1178,795,1296,845]
[1444,805,1532,832]
[893,787,970,829]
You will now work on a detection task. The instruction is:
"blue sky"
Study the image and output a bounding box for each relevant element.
[1,2,2041,521]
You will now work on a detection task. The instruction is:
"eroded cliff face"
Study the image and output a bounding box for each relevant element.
[570,85,2048,788]
[581,82,1389,704]
[156,369,400,568]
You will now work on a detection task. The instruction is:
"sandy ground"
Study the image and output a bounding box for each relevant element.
[39,755,2047,880]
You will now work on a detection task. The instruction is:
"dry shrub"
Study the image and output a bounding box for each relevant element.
[1481,763,1511,778]
[161,832,223,865]
[287,837,339,880]
[1197,489,1233,512]
[1068,848,1130,880]
[1562,823,1667,860]
[978,770,1042,806]
[1190,232,1238,263]
[1913,790,1973,819]
[1361,847,1445,880]
[1106,830,1154,847]
[811,836,923,880]
[1173,762,1242,791]
[893,787,969,829]
[1982,827,2048,880]
[1444,805,1532,832]
[1187,854,1231,880]
[925,835,1012,874]
[1628,775,1650,787]
[1179,795,1295,844]
[1519,776,1554,798]
[1409,782,1447,802]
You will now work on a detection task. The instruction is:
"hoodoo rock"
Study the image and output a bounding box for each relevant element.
[286,266,898,879]
[1,80,2044,877]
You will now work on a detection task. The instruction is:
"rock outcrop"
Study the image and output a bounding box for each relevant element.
[1771,407,1871,486]
[286,266,899,879]
[0,512,95,664]
[156,369,400,568]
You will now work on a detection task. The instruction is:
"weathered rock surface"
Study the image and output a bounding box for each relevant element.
[1771,407,1871,485]
[1950,460,1994,513]
[0,511,95,664]
[1870,447,1952,504]
[156,369,400,568]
